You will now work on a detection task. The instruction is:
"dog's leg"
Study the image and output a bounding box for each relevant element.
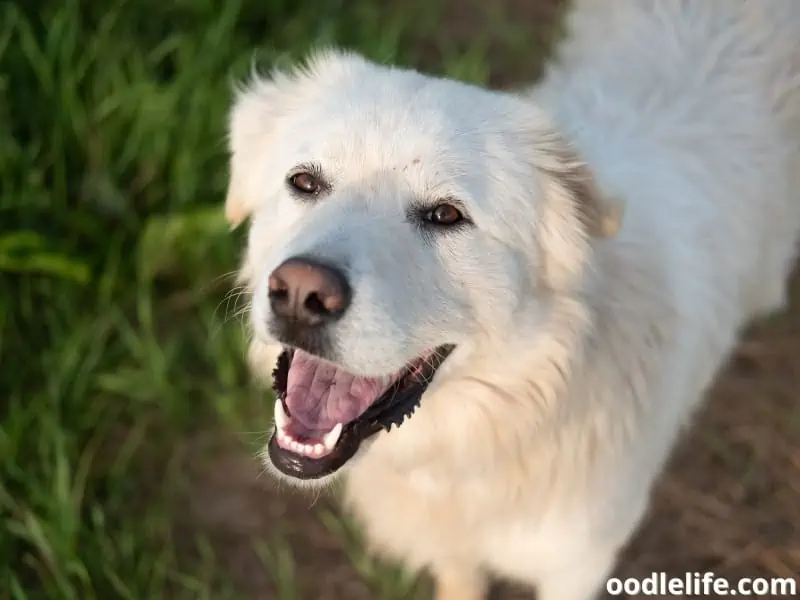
[433,566,488,600]
[535,548,616,600]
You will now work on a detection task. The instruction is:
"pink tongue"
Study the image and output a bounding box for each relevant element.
[285,350,390,433]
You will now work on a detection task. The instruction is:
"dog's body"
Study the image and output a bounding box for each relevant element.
[226,1,800,598]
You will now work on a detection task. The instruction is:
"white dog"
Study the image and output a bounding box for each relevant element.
[224,1,800,598]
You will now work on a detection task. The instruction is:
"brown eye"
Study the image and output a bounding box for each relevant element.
[289,172,322,195]
[427,203,464,226]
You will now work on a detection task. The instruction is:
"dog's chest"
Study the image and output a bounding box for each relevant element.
[346,462,473,520]
[342,461,506,567]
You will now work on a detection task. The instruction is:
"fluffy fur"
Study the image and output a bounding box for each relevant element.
[225,1,800,598]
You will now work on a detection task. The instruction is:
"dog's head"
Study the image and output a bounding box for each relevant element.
[226,49,622,484]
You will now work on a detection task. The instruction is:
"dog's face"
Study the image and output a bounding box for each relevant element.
[226,50,621,484]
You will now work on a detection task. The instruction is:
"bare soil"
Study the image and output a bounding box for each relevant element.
[181,2,800,598]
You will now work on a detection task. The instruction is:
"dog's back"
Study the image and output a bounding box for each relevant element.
[536,0,800,320]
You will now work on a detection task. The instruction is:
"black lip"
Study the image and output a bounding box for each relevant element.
[267,321,334,362]
[267,424,361,480]
[267,344,455,480]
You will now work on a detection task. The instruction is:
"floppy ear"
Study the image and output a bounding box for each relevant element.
[225,81,274,230]
[536,129,625,239]
[225,169,249,230]
[561,161,624,239]
[224,49,369,230]
[531,128,625,289]
[224,72,295,230]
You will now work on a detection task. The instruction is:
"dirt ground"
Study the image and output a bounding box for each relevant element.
[183,2,799,598]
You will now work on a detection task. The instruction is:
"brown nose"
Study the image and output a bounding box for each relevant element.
[267,257,351,327]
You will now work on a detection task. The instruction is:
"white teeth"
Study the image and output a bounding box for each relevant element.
[274,419,343,458]
[273,399,289,430]
[322,423,343,451]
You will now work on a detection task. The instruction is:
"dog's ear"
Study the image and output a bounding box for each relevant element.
[224,72,294,230]
[562,162,625,239]
[536,131,625,239]
[225,172,249,230]
[531,128,625,289]
[225,49,368,230]
[225,81,275,230]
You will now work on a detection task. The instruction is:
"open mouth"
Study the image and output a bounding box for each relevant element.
[267,344,455,480]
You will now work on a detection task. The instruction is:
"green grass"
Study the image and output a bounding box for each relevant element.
[0,0,542,598]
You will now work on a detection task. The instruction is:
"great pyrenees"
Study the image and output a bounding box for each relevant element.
[223,0,800,598]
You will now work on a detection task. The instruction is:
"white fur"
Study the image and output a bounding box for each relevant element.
[226,1,800,598]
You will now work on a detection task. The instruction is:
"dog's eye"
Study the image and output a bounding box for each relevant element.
[426,203,464,226]
[288,172,322,195]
